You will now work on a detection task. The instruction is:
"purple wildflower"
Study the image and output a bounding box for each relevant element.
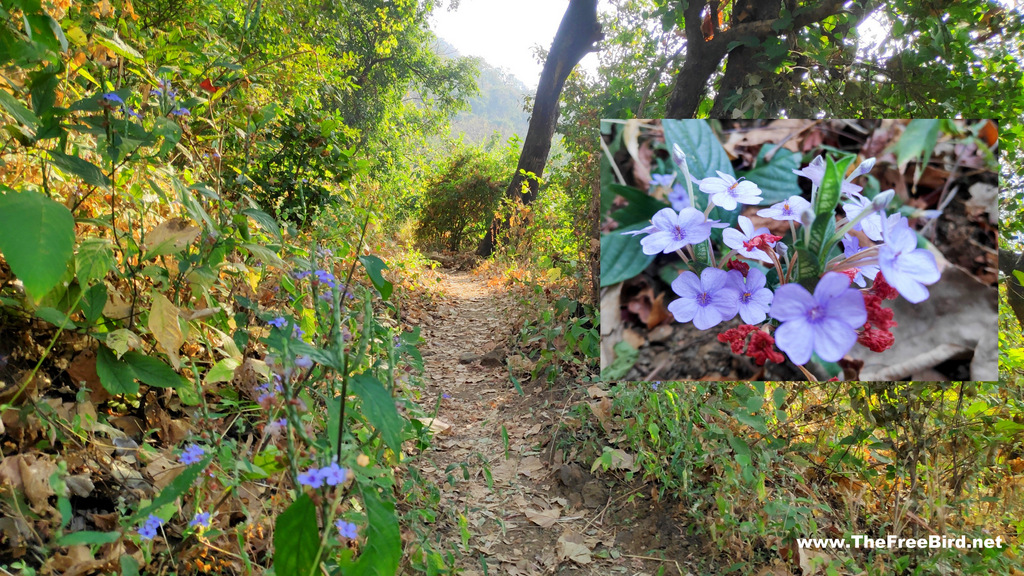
[268,316,288,328]
[756,195,811,222]
[878,216,940,303]
[667,267,740,330]
[727,268,774,325]
[650,173,675,188]
[622,207,715,255]
[292,270,312,280]
[314,269,337,288]
[297,467,324,488]
[189,511,212,529]
[841,235,880,287]
[138,514,164,540]
[335,519,359,540]
[100,92,124,105]
[668,183,690,211]
[697,171,763,211]
[294,355,313,369]
[320,463,348,486]
[170,107,190,116]
[180,443,205,465]
[723,216,776,264]
[842,192,886,241]
[769,272,867,365]
[793,155,863,196]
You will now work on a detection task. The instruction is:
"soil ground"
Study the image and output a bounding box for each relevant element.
[412,269,703,575]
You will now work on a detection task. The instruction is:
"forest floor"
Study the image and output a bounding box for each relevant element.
[411,268,698,575]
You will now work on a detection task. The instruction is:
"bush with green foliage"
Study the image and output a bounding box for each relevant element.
[415,143,513,251]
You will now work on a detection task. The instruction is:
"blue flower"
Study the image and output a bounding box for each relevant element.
[138,514,164,540]
[650,173,675,188]
[320,463,348,486]
[878,216,940,303]
[769,272,867,365]
[170,107,190,116]
[297,467,324,488]
[294,355,313,369]
[667,183,690,211]
[623,207,717,255]
[189,511,212,529]
[180,443,205,465]
[651,381,660,391]
[667,267,740,330]
[727,268,774,325]
[268,316,288,328]
[335,519,358,540]
[314,269,337,288]
[101,92,124,105]
[697,171,763,211]
[756,195,811,222]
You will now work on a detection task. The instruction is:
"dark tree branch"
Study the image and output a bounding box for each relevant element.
[665,0,850,118]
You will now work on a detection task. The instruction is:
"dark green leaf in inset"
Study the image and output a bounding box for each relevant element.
[45,150,110,189]
[608,183,668,227]
[80,283,107,324]
[600,222,655,287]
[738,146,800,206]
[348,485,401,576]
[273,494,320,576]
[123,351,186,388]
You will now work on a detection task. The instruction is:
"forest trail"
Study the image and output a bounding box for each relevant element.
[414,270,685,575]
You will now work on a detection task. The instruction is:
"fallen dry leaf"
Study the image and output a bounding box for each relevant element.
[556,529,592,565]
[525,507,561,528]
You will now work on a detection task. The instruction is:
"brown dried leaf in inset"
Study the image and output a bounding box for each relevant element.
[145,217,200,257]
[19,453,57,512]
[589,397,613,433]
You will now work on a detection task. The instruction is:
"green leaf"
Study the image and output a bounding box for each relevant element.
[242,208,282,243]
[600,222,655,287]
[273,494,320,576]
[35,306,78,329]
[130,454,213,523]
[608,183,668,226]
[80,283,107,324]
[123,351,186,388]
[205,358,240,385]
[44,150,111,189]
[241,242,286,268]
[56,530,120,546]
[76,237,115,286]
[661,119,733,188]
[349,373,404,454]
[0,88,39,130]
[349,485,401,576]
[600,341,638,381]
[0,188,76,296]
[893,119,941,168]
[738,146,799,205]
[1014,270,1024,286]
[809,209,836,261]
[93,31,144,65]
[96,345,139,395]
[814,156,844,217]
[359,255,393,300]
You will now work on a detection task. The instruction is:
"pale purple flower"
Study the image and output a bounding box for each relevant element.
[769,272,867,365]
[842,192,886,241]
[320,463,348,486]
[314,269,337,288]
[189,511,212,529]
[723,216,775,264]
[841,235,879,287]
[180,443,205,465]
[170,107,190,116]
[667,267,740,330]
[666,183,690,212]
[294,355,313,368]
[878,216,940,303]
[794,155,863,195]
[101,92,124,105]
[298,467,324,488]
[623,207,715,255]
[727,269,774,325]
[650,173,675,188]
[697,171,762,211]
[756,195,811,222]
[335,519,358,540]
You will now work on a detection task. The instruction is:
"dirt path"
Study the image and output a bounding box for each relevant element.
[413,271,689,575]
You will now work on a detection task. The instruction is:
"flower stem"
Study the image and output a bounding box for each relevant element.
[796,363,818,382]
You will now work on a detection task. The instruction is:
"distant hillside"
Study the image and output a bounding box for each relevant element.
[435,38,531,144]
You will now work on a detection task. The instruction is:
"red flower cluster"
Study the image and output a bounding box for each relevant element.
[742,233,784,254]
[857,272,898,353]
[718,325,785,366]
[726,258,750,275]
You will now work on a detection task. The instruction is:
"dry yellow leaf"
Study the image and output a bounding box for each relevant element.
[149,293,183,368]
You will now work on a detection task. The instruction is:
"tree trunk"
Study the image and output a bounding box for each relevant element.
[476,0,602,257]
[999,250,1024,328]
[665,0,850,119]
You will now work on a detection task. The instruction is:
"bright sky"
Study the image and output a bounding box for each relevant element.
[429,0,607,89]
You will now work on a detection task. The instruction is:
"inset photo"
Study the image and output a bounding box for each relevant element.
[599,119,998,382]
